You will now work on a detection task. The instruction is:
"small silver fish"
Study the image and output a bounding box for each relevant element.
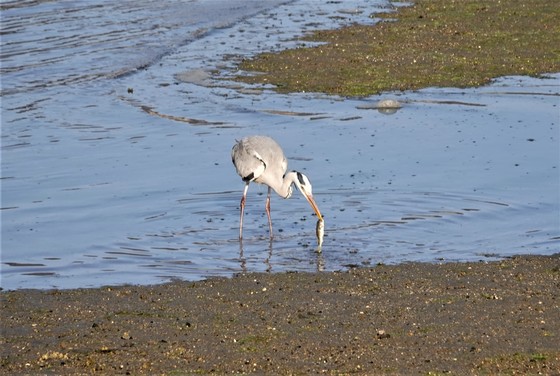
[316,218,324,247]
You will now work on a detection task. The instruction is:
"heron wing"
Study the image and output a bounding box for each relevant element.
[231,138,267,182]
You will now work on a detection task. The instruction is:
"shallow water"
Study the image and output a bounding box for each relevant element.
[2,0,559,290]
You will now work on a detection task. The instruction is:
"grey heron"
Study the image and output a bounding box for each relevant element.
[231,135,323,240]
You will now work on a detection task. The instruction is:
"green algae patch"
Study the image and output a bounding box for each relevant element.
[237,0,560,96]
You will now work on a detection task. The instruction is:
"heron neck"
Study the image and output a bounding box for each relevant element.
[273,171,297,198]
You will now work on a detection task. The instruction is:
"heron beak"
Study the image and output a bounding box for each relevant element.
[303,193,323,221]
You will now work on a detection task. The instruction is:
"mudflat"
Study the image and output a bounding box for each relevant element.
[238,0,560,96]
[2,255,559,374]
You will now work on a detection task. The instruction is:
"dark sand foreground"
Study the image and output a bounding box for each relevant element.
[2,255,559,375]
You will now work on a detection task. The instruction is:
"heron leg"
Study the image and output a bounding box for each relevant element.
[265,186,273,239]
[239,183,249,240]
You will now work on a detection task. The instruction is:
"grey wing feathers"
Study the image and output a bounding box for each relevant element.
[231,138,267,182]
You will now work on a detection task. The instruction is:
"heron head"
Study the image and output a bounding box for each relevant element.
[288,171,323,220]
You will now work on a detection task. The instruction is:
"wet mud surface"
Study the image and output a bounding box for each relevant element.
[238,0,560,96]
[2,255,559,374]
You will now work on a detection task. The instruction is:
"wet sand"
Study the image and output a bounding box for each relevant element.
[238,0,560,96]
[2,255,559,374]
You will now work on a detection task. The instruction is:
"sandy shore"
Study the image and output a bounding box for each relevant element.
[238,0,560,96]
[1,254,559,374]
